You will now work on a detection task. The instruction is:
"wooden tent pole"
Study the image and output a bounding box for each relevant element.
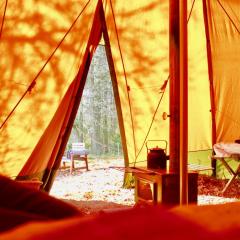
[169,0,180,173]
[202,0,217,176]
[100,5,129,168]
[179,0,188,206]
[203,0,217,144]
[169,0,188,204]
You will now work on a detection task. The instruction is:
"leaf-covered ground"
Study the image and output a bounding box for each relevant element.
[50,158,239,215]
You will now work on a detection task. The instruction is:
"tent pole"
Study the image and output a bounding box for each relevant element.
[169,0,180,174]
[169,0,188,205]
[100,5,129,168]
[104,42,129,167]
[202,0,217,176]
[179,0,188,206]
[203,0,217,144]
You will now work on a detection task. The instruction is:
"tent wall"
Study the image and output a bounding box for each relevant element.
[0,0,101,179]
[103,0,170,167]
[103,0,212,166]
[204,0,240,143]
[188,0,212,151]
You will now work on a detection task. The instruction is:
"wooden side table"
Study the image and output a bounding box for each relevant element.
[133,169,198,206]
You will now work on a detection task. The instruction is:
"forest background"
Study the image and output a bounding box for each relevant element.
[67,45,123,158]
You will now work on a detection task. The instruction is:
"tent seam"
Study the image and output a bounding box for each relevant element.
[0,0,8,41]
[187,0,196,22]
[217,0,240,35]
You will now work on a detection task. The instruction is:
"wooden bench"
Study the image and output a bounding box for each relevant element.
[62,143,89,174]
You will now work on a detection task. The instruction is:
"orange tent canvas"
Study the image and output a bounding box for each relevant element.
[0,0,240,189]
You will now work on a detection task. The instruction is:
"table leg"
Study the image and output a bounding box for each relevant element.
[211,158,217,177]
[222,162,240,194]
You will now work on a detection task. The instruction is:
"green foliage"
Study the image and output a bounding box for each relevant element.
[68,45,123,157]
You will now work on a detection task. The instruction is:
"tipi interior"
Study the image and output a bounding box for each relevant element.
[1,0,240,238]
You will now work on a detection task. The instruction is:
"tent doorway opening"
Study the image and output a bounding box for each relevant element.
[66,44,123,161]
[60,42,124,170]
[49,44,135,212]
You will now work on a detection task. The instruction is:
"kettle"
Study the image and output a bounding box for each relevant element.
[146,140,168,169]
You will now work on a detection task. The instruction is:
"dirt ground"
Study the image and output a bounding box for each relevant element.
[50,158,240,215]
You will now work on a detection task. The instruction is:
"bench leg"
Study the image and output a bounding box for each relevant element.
[70,155,75,174]
[85,155,89,171]
[62,161,66,168]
